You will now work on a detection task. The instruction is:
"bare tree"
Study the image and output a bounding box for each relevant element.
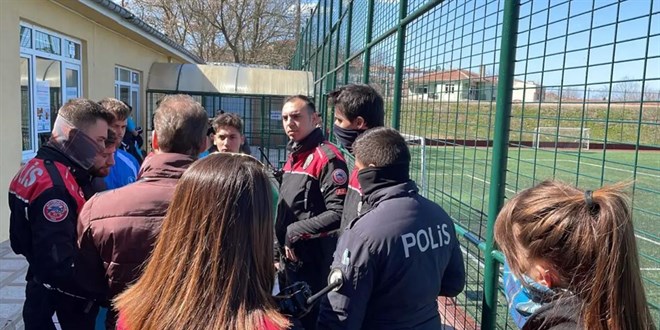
[560,87,582,101]
[643,86,660,102]
[612,76,642,102]
[125,0,300,66]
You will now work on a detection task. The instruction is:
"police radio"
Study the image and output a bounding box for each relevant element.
[258,147,284,184]
[274,268,344,318]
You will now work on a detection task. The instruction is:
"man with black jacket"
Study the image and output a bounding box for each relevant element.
[327,84,384,236]
[8,98,114,330]
[276,95,348,330]
[318,127,466,329]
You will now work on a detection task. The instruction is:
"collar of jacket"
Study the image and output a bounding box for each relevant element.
[137,152,195,180]
[37,144,92,185]
[358,164,416,209]
[287,128,324,154]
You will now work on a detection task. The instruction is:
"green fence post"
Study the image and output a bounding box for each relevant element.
[333,0,342,90]
[314,2,321,79]
[320,0,328,83]
[343,0,353,85]
[391,0,408,130]
[481,0,520,329]
[362,0,375,83]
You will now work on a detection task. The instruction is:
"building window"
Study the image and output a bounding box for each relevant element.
[20,57,32,152]
[115,66,141,124]
[444,84,455,93]
[19,23,82,161]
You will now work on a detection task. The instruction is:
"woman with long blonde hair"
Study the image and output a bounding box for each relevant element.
[494,180,655,330]
[114,153,290,330]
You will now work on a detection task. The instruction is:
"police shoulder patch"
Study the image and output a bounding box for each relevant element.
[43,199,69,223]
[332,168,348,185]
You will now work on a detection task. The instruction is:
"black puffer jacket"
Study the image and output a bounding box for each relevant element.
[523,295,581,330]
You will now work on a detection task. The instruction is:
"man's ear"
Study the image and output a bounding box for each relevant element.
[151,131,159,151]
[241,134,246,144]
[355,116,367,130]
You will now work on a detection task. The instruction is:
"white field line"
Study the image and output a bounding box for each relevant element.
[465,174,518,194]
[641,268,660,271]
[460,246,485,269]
[424,172,659,247]
[636,234,660,246]
[518,158,660,179]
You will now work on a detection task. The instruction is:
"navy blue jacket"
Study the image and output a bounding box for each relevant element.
[318,167,465,329]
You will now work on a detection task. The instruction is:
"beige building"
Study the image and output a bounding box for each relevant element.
[0,0,203,241]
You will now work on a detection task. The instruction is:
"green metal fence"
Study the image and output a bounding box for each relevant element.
[291,0,660,328]
[146,91,291,167]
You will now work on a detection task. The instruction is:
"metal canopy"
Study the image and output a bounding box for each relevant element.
[147,63,314,96]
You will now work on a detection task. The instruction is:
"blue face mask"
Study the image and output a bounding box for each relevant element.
[502,261,556,329]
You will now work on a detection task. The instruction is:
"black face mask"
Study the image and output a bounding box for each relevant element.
[333,124,364,153]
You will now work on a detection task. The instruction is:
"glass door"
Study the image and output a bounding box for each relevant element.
[63,63,81,102]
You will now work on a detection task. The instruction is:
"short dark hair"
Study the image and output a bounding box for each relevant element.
[284,95,316,113]
[153,94,208,156]
[58,98,114,129]
[328,84,384,127]
[212,113,243,134]
[105,129,117,147]
[353,127,410,167]
[98,98,131,122]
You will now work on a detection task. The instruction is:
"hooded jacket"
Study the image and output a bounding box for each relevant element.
[319,166,466,329]
[76,153,195,301]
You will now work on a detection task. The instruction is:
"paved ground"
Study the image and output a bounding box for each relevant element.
[0,239,468,330]
[0,240,27,330]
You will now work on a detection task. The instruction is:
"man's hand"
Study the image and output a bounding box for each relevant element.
[285,246,298,262]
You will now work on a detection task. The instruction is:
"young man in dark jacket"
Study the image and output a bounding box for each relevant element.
[318,127,466,329]
[276,95,348,330]
[327,84,384,235]
[76,94,208,330]
[8,98,114,330]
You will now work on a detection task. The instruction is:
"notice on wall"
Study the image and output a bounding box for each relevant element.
[36,81,51,133]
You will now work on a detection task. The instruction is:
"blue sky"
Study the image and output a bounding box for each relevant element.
[306,0,659,94]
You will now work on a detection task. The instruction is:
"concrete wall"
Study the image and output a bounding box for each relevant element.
[512,80,538,102]
[0,0,189,242]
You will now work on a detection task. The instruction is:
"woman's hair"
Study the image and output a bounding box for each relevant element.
[114,153,289,330]
[494,180,655,330]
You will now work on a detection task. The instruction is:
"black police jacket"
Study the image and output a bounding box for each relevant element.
[318,166,466,329]
[275,128,349,261]
[338,167,361,236]
[8,145,94,297]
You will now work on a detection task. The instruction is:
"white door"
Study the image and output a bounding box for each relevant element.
[63,63,81,102]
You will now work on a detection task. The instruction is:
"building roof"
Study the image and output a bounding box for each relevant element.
[148,63,314,96]
[407,69,486,84]
[78,0,205,64]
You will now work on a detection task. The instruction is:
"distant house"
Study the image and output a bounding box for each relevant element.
[406,69,543,102]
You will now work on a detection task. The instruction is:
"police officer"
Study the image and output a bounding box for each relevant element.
[8,98,114,330]
[318,127,466,329]
[276,95,348,330]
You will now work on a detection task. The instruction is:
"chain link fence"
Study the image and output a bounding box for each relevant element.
[291,0,660,328]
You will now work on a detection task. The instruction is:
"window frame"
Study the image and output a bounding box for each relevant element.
[115,66,141,124]
[19,22,83,161]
